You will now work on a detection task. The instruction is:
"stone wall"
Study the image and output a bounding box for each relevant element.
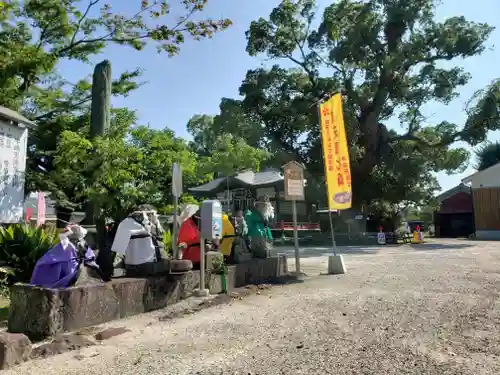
[8,255,288,340]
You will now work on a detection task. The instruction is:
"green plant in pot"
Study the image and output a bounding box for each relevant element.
[211,253,228,293]
[0,224,59,283]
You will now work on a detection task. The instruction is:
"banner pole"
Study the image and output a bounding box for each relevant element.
[318,93,347,275]
[328,210,337,256]
[318,101,337,256]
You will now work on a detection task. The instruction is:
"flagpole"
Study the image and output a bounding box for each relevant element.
[328,210,337,256]
[316,92,346,275]
[317,96,338,257]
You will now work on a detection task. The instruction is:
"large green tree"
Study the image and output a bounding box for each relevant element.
[201,0,500,209]
[0,0,231,200]
[474,141,500,171]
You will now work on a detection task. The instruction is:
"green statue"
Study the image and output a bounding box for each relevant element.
[245,196,274,258]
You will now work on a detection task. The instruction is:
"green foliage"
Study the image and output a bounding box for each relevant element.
[186,115,219,156]
[0,266,14,299]
[211,253,227,275]
[187,115,271,177]
[191,0,500,212]
[53,121,208,222]
[405,206,435,225]
[162,230,172,257]
[474,141,500,171]
[199,134,270,177]
[159,194,201,214]
[0,224,59,283]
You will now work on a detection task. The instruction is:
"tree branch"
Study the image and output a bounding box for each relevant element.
[70,0,101,47]
[34,95,91,121]
[56,2,157,57]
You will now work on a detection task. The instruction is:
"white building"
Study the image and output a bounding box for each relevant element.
[0,106,33,223]
[462,161,500,240]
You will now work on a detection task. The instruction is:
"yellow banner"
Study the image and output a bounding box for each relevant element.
[319,93,352,210]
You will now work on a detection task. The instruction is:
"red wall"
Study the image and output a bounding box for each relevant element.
[439,192,473,214]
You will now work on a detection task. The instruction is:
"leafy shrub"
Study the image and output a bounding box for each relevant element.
[211,253,227,275]
[0,224,59,283]
[163,230,173,257]
[0,266,14,298]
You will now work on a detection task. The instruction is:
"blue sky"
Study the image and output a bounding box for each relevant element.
[59,0,500,193]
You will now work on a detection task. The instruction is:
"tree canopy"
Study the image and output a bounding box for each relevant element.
[474,141,500,171]
[187,0,500,210]
[0,0,233,214]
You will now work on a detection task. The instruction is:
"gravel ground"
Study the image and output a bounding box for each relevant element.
[7,239,500,375]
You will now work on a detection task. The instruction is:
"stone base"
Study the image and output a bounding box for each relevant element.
[9,255,288,340]
[328,255,346,275]
[193,288,210,297]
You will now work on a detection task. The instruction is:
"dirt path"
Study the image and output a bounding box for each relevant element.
[7,240,500,374]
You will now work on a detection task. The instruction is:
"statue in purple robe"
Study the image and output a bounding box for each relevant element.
[30,224,108,288]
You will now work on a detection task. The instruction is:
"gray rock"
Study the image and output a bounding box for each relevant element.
[0,332,32,369]
[74,266,103,286]
[95,327,130,341]
[31,333,94,358]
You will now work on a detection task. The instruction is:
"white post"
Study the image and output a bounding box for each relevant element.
[171,162,182,259]
[197,235,209,296]
[328,210,337,256]
[292,199,301,274]
[327,210,345,275]
[172,196,179,258]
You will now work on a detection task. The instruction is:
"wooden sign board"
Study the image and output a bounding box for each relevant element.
[283,161,305,201]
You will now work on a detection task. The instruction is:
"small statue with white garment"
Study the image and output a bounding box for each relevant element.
[111,205,192,276]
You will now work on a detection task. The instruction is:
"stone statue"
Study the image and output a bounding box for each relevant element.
[30,224,108,288]
[245,196,274,258]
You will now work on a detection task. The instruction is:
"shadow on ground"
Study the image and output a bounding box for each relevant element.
[271,275,306,285]
[409,243,474,251]
[273,246,380,258]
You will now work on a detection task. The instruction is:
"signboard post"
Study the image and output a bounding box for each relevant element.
[172,163,183,259]
[283,161,305,274]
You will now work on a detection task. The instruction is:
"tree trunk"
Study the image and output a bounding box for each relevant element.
[358,114,390,177]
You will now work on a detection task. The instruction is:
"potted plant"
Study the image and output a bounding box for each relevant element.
[211,253,228,294]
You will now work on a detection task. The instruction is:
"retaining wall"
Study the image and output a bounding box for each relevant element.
[8,255,288,340]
